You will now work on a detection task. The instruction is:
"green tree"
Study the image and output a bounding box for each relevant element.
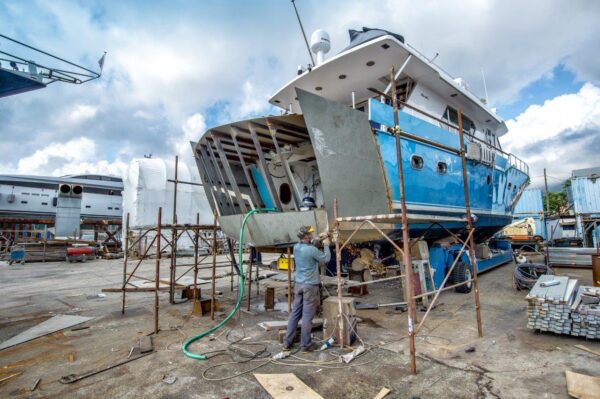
[544,181,569,215]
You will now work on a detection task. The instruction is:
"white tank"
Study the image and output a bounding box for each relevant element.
[310,29,331,65]
[122,158,211,229]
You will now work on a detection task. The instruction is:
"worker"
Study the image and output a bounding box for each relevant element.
[282,225,331,352]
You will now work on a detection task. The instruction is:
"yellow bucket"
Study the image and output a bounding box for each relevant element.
[278,255,294,270]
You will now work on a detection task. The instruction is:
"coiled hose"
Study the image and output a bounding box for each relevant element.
[513,263,554,291]
[182,208,277,360]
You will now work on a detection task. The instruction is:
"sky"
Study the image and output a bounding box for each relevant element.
[1,0,599,191]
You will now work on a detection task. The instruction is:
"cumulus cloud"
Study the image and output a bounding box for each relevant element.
[503,83,600,186]
[64,104,98,124]
[0,0,599,178]
[14,137,127,177]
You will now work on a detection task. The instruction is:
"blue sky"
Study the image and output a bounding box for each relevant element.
[0,0,599,189]
[497,64,584,121]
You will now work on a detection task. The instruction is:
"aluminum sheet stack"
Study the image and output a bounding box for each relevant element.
[570,287,600,339]
[526,275,578,334]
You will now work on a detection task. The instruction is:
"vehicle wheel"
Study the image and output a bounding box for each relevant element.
[451,261,472,293]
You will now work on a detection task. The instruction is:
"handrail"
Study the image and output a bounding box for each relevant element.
[366,91,529,175]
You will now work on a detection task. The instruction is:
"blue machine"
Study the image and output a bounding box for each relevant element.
[429,239,513,291]
[8,246,26,265]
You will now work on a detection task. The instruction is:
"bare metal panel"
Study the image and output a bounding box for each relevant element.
[0,314,94,350]
[297,89,391,218]
[219,209,328,247]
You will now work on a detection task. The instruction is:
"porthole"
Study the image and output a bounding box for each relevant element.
[437,162,447,175]
[315,86,323,91]
[411,155,424,170]
[508,182,512,190]
[486,175,492,185]
[366,60,375,67]
[381,44,390,50]
[279,182,292,205]
[338,74,347,80]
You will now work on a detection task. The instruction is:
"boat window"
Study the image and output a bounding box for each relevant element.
[42,202,48,205]
[484,129,493,144]
[508,182,512,190]
[486,175,492,185]
[442,106,476,133]
[279,182,292,205]
[437,161,447,175]
[411,155,424,170]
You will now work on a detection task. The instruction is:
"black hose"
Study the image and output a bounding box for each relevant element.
[513,263,554,290]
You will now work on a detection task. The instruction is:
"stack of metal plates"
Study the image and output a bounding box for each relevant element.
[526,275,579,334]
[571,287,600,339]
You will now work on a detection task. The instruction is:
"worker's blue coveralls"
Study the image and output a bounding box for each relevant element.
[283,242,331,349]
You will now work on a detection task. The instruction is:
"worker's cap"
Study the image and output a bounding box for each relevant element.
[297,225,315,239]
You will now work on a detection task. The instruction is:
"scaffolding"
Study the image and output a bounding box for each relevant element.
[332,66,484,374]
[104,156,240,334]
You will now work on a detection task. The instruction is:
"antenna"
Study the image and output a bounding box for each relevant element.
[290,0,315,66]
[481,68,489,105]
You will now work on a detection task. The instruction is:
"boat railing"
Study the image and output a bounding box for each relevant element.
[365,92,529,176]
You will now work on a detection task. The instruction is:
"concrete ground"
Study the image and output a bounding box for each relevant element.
[0,255,598,398]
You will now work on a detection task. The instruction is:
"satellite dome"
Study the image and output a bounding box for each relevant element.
[310,29,330,65]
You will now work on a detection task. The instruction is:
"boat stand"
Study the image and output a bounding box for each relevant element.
[330,66,484,374]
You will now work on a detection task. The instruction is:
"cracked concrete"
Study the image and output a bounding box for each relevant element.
[0,256,598,398]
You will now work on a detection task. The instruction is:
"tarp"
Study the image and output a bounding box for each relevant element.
[122,158,211,249]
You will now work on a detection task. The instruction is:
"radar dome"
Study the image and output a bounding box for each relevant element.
[310,29,330,65]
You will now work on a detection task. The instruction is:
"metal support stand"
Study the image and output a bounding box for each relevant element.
[329,66,486,374]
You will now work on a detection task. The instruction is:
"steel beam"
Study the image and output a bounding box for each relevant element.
[230,127,262,208]
[213,135,248,213]
[204,141,236,212]
[267,120,301,210]
[200,144,230,215]
[248,122,282,210]
[196,144,225,215]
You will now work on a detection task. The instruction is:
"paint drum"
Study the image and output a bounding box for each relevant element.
[592,255,600,287]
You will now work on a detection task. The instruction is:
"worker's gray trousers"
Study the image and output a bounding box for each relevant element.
[283,283,319,349]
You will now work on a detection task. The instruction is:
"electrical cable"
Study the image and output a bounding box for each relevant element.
[513,263,554,290]
[181,208,277,360]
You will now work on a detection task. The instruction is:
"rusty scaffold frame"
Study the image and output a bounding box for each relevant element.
[105,208,237,334]
[332,66,484,374]
[104,156,240,334]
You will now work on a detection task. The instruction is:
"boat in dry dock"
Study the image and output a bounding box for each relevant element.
[192,27,530,249]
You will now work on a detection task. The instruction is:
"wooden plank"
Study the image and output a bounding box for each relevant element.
[373,387,391,399]
[574,344,600,357]
[565,370,600,399]
[254,373,323,399]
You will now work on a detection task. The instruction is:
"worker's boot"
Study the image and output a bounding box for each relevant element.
[301,342,319,353]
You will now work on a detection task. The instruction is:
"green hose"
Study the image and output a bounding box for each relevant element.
[182,208,277,360]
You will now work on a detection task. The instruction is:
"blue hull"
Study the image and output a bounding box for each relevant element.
[368,99,529,243]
